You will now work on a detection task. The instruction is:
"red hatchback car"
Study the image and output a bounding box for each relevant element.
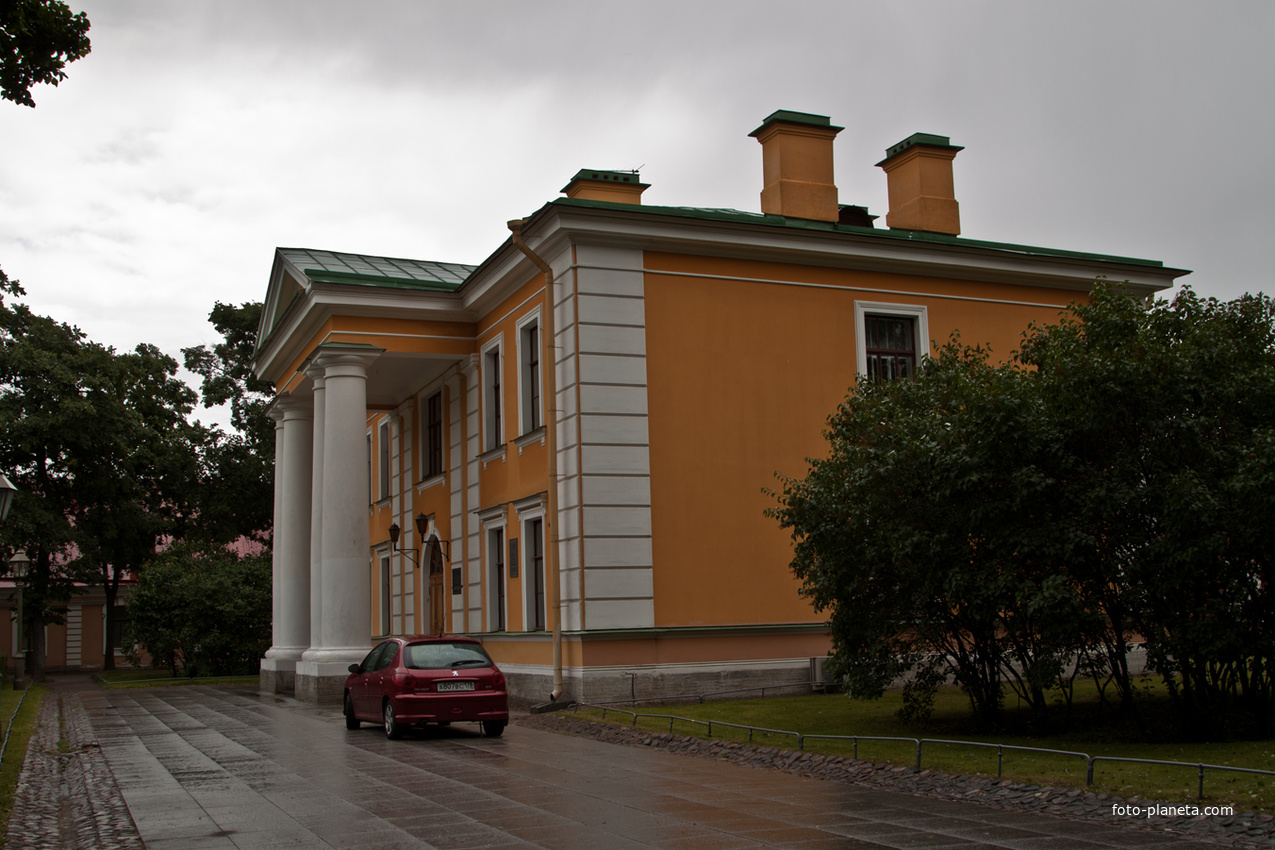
[344,636,509,739]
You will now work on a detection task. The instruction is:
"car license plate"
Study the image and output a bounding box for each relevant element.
[436,681,475,692]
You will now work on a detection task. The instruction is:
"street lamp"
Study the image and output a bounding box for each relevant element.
[9,552,28,688]
[0,474,17,522]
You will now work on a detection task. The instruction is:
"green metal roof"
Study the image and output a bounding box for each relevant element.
[280,248,476,291]
[561,169,650,193]
[749,109,844,137]
[549,197,1184,272]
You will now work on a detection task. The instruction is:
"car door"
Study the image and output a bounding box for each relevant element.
[366,640,400,712]
[353,642,394,717]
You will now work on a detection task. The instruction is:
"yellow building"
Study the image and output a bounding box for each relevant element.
[252,110,1187,704]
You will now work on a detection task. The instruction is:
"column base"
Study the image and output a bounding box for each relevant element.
[295,659,358,705]
[259,658,297,695]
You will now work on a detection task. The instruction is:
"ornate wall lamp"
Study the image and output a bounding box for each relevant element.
[388,513,451,565]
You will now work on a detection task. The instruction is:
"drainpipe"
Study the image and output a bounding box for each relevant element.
[507,219,564,703]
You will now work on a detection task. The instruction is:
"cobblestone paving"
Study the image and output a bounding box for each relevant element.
[519,713,1275,849]
[6,688,144,850]
[8,680,1267,849]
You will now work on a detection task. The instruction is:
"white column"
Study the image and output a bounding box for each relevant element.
[273,396,312,659]
[263,406,287,657]
[311,347,381,662]
[305,369,327,652]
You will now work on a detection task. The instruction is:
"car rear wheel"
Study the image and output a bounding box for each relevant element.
[344,694,360,730]
[383,701,404,740]
[481,720,506,738]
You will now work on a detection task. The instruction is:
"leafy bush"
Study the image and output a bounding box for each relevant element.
[124,544,270,677]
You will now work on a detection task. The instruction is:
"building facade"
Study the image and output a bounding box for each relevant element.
[254,110,1187,704]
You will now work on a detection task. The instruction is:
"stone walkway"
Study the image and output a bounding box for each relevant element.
[6,683,144,849]
[5,677,1272,848]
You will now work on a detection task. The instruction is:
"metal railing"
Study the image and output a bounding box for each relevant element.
[587,679,828,708]
[569,701,1275,800]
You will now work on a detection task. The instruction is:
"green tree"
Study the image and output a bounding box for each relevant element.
[0,0,90,107]
[1020,285,1275,736]
[769,338,1083,727]
[0,268,201,675]
[70,343,203,669]
[771,283,1275,737]
[183,302,274,544]
[0,268,111,679]
[124,544,271,677]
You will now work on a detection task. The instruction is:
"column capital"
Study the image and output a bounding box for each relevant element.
[268,393,312,422]
[307,343,384,380]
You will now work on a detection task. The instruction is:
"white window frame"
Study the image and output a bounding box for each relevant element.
[516,308,543,437]
[377,550,392,637]
[488,523,508,633]
[480,337,504,453]
[376,417,391,502]
[854,301,929,380]
[515,496,547,632]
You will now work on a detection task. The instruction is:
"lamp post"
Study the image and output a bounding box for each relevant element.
[9,552,28,689]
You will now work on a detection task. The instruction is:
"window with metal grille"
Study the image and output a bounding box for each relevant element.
[864,314,917,381]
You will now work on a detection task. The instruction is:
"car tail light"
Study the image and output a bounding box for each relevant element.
[392,671,410,687]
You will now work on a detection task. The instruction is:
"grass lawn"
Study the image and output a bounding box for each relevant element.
[94,669,257,689]
[0,684,46,849]
[574,680,1275,814]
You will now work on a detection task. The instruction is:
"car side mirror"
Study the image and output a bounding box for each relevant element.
[348,663,361,674]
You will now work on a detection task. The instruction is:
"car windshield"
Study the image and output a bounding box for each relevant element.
[404,642,493,670]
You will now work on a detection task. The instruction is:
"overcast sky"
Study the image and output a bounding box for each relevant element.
[2,1,1272,424]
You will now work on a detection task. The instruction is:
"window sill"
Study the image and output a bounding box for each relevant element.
[417,473,446,493]
[514,427,546,455]
[480,444,507,469]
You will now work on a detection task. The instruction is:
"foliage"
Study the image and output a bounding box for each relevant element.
[123,543,271,677]
[183,302,275,544]
[0,268,202,674]
[770,283,1275,738]
[0,0,90,107]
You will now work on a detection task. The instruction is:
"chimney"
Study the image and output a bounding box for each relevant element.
[749,110,843,222]
[876,133,964,235]
[561,169,648,204]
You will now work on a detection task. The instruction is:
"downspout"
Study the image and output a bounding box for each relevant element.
[508,219,564,703]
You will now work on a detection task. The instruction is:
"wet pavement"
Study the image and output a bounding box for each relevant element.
[7,676,1238,849]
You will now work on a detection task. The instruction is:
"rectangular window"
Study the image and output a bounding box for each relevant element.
[109,605,129,651]
[520,319,542,433]
[377,419,391,500]
[483,342,503,452]
[489,527,506,632]
[864,315,916,381]
[529,518,545,631]
[423,391,443,479]
[855,302,929,383]
[379,553,391,635]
